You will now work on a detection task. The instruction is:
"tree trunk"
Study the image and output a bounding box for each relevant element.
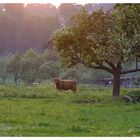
[113,72,121,99]
[14,76,18,85]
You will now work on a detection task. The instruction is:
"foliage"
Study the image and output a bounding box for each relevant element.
[7,52,23,84]
[55,9,120,67]
[39,48,61,79]
[39,61,60,79]
[21,49,43,84]
[111,4,140,61]
[0,4,60,55]
[7,48,60,84]
[0,49,123,85]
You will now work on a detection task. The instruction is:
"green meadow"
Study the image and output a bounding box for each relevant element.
[0,84,139,136]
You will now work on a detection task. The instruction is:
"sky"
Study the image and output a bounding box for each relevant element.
[0,0,97,8]
[24,0,93,7]
[0,0,139,8]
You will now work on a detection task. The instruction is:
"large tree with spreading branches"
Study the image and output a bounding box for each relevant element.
[55,4,140,98]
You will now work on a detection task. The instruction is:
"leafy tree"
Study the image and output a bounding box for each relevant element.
[39,61,60,79]
[39,49,61,80]
[21,49,43,84]
[55,4,140,98]
[61,67,80,80]
[7,52,23,84]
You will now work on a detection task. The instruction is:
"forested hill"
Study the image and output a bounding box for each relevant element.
[0,3,114,56]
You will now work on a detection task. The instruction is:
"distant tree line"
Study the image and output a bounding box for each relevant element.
[0,4,60,55]
[0,3,114,55]
[0,48,112,85]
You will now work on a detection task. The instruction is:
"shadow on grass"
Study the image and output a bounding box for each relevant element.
[66,124,90,133]
[38,122,51,127]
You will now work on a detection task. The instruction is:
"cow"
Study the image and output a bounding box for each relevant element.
[53,78,77,92]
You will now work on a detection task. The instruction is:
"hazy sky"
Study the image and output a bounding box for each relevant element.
[0,0,94,8]
[0,0,137,7]
[50,0,92,7]
[28,0,93,7]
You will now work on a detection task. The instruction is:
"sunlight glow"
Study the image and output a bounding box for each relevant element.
[21,0,94,8]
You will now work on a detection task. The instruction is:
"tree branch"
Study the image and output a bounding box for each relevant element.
[88,64,113,74]
[105,60,116,69]
[67,60,81,68]
[121,68,140,75]
[67,57,113,74]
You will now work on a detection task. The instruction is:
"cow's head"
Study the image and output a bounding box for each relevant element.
[53,78,60,83]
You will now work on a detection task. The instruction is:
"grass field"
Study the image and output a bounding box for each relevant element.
[0,84,139,136]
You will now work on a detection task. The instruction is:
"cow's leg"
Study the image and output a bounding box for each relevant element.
[73,87,77,93]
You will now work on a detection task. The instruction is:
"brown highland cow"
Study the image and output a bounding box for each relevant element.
[53,78,77,92]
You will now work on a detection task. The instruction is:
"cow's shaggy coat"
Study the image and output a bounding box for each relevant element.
[53,78,77,92]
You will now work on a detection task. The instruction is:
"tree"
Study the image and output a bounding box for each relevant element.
[55,4,140,98]
[7,52,23,84]
[21,48,42,84]
[39,49,61,80]
[39,61,60,79]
